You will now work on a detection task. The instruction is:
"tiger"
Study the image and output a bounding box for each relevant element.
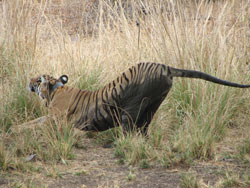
[29,62,250,134]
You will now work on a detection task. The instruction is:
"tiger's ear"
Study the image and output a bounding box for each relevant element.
[59,75,68,84]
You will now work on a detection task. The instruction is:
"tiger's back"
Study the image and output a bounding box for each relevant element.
[29,62,172,133]
[75,62,172,131]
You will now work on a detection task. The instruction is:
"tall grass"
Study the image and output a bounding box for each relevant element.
[0,0,249,171]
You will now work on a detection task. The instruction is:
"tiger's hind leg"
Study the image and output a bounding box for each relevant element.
[136,97,166,135]
[121,114,134,135]
[120,97,152,135]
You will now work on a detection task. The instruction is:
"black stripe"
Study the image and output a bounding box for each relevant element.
[71,91,84,114]
[148,62,154,70]
[119,84,125,93]
[155,63,160,70]
[92,90,96,102]
[69,90,82,112]
[111,88,119,105]
[101,88,107,103]
[84,93,92,117]
[123,72,129,83]
[102,103,110,115]
[50,90,56,101]
[133,66,137,76]
[137,63,141,74]
[147,63,154,75]
[105,88,109,101]
[113,87,118,99]
[102,89,111,118]
[129,68,133,80]
[80,91,89,112]
[144,62,149,69]
[116,87,122,101]
[148,63,156,76]
[95,90,100,121]
[163,64,166,71]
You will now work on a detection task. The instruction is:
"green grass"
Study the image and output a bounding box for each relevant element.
[0,1,249,184]
[220,171,250,188]
[2,84,43,131]
[111,74,249,166]
[179,173,199,188]
[114,133,154,165]
[94,127,121,147]
[127,168,136,181]
[41,120,76,162]
[167,81,247,160]
[0,48,43,132]
[0,120,77,172]
[237,138,250,164]
[78,66,102,91]
[0,142,13,171]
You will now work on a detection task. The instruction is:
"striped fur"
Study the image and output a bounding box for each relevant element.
[29,62,250,133]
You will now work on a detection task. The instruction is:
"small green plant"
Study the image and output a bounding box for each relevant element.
[114,135,133,160]
[221,172,243,188]
[41,119,76,162]
[179,173,199,188]
[243,172,250,187]
[16,178,40,188]
[0,140,28,172]
[148,122,163,148]
[95,127,121,147]
[127,170,136,181]
[45,164,64,179]
[168,82,245,162]
[12,118,77,163]
[139,159,150,169]
[0,77,43,132]
[74,170,89,176]
[0,142,13,171]
[78,67,101,91]
[114,133,154,165]
[238,138,250,163]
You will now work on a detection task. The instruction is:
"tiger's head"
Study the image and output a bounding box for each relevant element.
[29,74,68,101]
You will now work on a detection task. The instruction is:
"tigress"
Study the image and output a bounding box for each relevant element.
[29,62,250,134]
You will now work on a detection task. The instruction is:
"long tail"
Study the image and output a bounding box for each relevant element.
[168,67,250,88]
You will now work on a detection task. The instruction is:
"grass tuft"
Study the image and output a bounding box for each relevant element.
[220,171,250,188]
[114,133,154,165]
[237,138,250,164]
[179,173,199,188]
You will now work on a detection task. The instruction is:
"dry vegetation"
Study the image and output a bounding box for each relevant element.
[0,0,250,187]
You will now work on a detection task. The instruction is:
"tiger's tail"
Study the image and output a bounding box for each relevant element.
[168,66,250,88]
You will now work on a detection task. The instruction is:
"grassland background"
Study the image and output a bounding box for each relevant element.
[0,0,250,187]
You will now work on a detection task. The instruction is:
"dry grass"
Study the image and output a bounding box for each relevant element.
[0,0,250,187]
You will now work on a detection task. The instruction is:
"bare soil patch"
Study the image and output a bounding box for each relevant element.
[1,133,248,188]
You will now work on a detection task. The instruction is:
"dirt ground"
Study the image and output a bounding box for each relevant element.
[0,131,248,188]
